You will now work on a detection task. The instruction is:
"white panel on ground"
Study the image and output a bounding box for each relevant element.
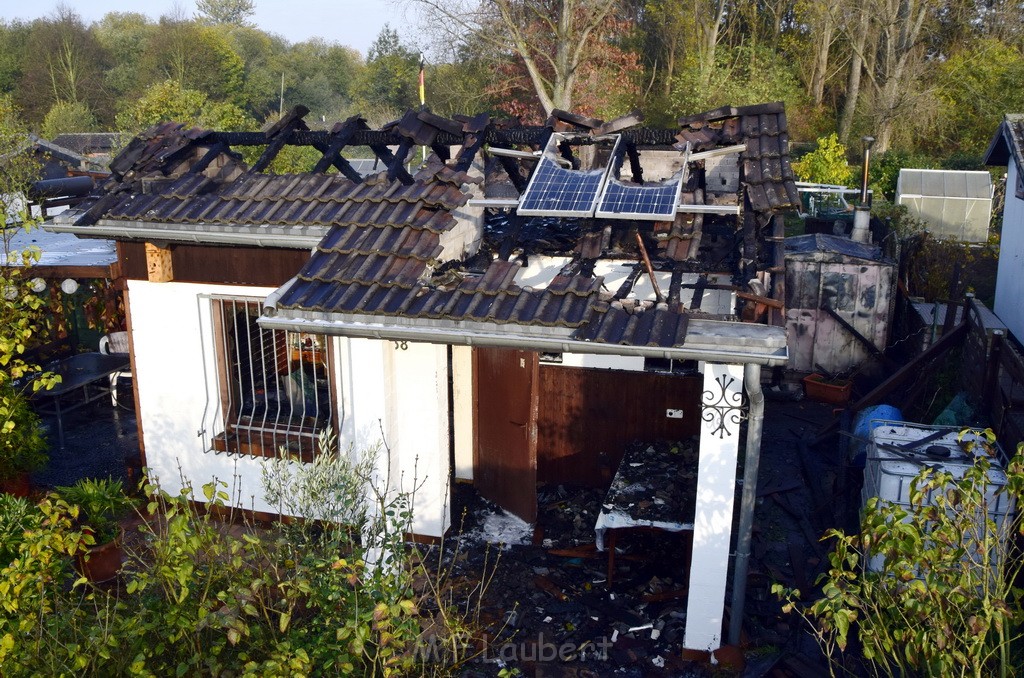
[684,362,745,651]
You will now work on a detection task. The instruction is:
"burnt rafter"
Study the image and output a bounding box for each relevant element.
[310,115,364,181]
[248,105,311,174]
[453,113,490,173]
[388,137,417,184]
[186,142,235,176]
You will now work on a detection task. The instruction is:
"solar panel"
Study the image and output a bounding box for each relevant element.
[517,156,608,217]
[595,175,684,221]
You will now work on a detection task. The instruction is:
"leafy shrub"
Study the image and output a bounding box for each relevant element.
[776,437,1024,677]
[0,435,493,676]
[792,133,853,187]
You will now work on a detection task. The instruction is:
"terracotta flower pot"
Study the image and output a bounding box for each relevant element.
[77,532,124,583]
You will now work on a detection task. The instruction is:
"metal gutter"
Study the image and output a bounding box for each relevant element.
[728,363,765,645]
[257,311,789,367]
[43,220,326,250]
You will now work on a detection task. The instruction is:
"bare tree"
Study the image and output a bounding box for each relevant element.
[408,0,617,115]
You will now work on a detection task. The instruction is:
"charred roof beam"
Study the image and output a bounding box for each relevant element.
[248,105,310,174]
[310,115,364,181]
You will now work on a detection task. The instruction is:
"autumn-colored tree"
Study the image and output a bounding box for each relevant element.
[411,0,619,115]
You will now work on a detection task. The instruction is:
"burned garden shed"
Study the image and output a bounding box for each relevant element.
[44,102,799,651]
[785,233,895,375]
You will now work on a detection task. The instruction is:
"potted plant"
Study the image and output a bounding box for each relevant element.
[0,383,48,496]
[56,478,134,582]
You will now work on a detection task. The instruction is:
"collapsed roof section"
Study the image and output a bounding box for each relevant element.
[46,103,797,364]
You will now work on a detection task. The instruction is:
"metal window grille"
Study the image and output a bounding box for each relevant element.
[208,297,333,461]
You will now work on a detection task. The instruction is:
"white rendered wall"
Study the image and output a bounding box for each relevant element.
[128,280,285,513]
[995,159,1024,344]
[129,282,451,535]
[383,341,451,537]
[452,345,474,480]
[685,362,744,651]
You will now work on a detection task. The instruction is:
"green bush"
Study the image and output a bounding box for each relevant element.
[0,435,494,676]
[776,434,1024,677]
[792,133,853,187]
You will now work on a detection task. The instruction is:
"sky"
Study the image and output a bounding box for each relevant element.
[0,0,418,57]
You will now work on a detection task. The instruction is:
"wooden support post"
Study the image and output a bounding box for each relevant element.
[635,231,664,303]
[144,243,173,282]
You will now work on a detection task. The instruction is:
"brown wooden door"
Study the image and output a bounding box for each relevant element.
[473,347,538,522]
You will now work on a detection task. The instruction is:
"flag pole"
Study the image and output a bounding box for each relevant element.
[419,55,427,164]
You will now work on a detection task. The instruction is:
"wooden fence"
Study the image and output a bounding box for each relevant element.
[965,295,1024,454]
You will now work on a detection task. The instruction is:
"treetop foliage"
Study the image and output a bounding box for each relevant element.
[0,0,1021,169]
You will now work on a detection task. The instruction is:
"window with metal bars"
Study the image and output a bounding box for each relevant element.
[208,297,334,462]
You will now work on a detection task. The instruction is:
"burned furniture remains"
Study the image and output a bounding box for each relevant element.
[596,439,699,585]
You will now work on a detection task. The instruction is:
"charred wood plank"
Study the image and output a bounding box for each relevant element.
[820,302,892,366]
[185,143,230,175]
[625,142,643,183]
[386,138,415,185]
[310,116,363,178]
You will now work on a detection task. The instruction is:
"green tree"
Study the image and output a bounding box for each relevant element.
[670,44,809,123]
[40,100,98,139]
[195,0,257,26]
[92,12,155,100]
[16,7,114,125]
[930,38,1024,157]
[792,133,853,186]
[271,39,361,121]
[355,26,420,113]
[138,17,245,105]
[115,79,208,132]
[0,21,29,96]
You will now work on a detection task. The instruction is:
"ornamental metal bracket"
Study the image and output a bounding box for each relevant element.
[701,373,748,438]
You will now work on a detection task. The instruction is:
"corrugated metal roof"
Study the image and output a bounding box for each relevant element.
[896,169,992,199]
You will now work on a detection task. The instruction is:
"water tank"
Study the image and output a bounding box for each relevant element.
[862,422,1014,573]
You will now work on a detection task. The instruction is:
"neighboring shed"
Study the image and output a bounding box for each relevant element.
[785,233,895,374]
[985,114,1024,344]
[895,168,993,242]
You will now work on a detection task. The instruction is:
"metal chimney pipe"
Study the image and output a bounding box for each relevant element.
[860,136,875,205]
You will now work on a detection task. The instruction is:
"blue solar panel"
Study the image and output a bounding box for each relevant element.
[595,175,684,221]
[517,156,608,217]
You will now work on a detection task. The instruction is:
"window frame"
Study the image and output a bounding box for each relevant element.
[206,296,337,462]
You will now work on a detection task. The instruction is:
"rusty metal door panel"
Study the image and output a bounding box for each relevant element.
[473,347,538,522]
[536,366,701,487]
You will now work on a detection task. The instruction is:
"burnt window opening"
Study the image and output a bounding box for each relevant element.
[208,297,334,462]
[644,357,698,375]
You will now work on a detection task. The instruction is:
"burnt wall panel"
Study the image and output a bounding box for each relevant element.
[536,366,701,487]
[117,241,149,280]
[119,242,310,287]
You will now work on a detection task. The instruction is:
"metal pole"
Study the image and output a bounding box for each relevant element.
[728,362,764,645]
